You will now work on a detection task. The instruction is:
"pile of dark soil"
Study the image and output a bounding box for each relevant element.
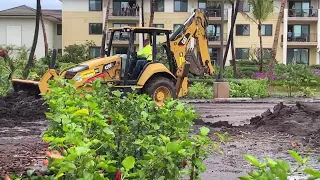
[250,102,320,144]
[0,92,47,128]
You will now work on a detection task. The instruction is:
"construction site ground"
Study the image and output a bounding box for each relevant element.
[0,93,319,179]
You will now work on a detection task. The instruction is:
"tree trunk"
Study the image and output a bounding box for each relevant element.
[100,0,111,57]
[230,3,238,78]
[141,0,145,41]
[40,7,48,57]
[222,0,240,67]
[258,22,263,72]
[23,0,41,79]
[267,0,286,82]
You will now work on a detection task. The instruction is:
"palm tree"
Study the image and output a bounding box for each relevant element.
[40,4,48,56]
[100,0,111,57]
[267,0,286,82]
[23,0,41,79]
[241,0,273,72]
[149,0,155,27]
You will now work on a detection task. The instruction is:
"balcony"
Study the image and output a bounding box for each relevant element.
[281,33,317,46]
[207,33,228,45]
[107,8,139,21]
[199,8,228,21]
[107,32,139,45]
[287,8,318,21]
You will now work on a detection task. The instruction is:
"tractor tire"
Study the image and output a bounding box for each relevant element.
[144,77,176,105]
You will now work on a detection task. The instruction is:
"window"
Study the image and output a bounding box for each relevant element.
[153,24,164,28]
[89,23,103,34]
[236,48,249,59]
[263,48,272,59]
[113,47,128,54]
[113,1,139,16]
[287,48,309,64]
[57,24,62,35]
[90,47,101,58]
[173,24,183,32]
[89,0,102,11]
[207,24,221,41]
[174,0,188,12]
[198,0,207,9]
[236,24,250,36]
[155,0,164,12]
[261,25,272,36]
[239,1,250,12]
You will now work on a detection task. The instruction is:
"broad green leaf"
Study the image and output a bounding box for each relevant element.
[55,173,64,179]
[200,127,210,136]
[103,127,115,137]
[244,155,261,167]
[238,176,252,180]
[27,169,35,176]
[288,150,302,163]
[74,109,89,116]
[266,158,277,167]
[122,156,135,171]
[83,171,94,180]
[304,168,320,177]
[166,142,182,152]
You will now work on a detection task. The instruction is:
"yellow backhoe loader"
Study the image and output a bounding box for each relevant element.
[11,9,215,106]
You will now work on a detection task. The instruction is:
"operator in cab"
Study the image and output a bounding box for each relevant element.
[129,39,153,79]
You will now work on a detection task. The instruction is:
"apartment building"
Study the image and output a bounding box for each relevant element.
[61,0,320,65]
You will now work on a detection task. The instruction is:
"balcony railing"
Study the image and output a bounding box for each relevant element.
[207,33,228,41]
[288,8,318,17]
[109,8,139,17]
[281,33,317,42]
[199,8,228,18]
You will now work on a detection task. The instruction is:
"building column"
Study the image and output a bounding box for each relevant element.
[226,8,232,66]
[283,9,288,65]
[317,9,320,64]
[139,7,143,51]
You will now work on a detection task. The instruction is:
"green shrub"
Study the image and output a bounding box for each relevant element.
[187,82,214,99]
[236,60,258,66]
[238,66,258,78]
[310,64,320,69]
[229,79,269,98]
[24,79,225,180]
[240,150,320,180]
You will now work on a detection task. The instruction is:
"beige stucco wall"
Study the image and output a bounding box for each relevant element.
[63,12,103,47]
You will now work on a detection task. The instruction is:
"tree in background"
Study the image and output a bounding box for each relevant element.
[23,0,41,79]
[267,0,286,83]
[100,0,111,57]
[40,1,48,57]
[241,0,274,72]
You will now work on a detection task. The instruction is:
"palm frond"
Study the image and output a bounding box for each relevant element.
[248,0,274,22]
[241,12,258,24]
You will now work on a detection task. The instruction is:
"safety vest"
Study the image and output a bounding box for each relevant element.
[137,45,152,61]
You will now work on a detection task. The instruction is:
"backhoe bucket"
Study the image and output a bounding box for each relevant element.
[11,79,41,96]
[185,48,204,77]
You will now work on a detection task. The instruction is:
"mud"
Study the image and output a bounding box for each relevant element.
[0,92,47,176]
[0,95,319,179]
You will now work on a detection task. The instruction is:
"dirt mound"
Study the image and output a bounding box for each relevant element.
[250,102,320,139]
[0,92,47,128]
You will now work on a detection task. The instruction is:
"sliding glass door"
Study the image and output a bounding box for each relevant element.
[287,48,309,64]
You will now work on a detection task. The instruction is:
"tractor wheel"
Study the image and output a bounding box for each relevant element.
[144,77,176,106]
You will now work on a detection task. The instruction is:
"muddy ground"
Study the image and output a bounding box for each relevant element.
[0,93,319,179]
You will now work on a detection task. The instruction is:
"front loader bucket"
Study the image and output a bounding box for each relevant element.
[185,48,204,77]
[11,79,41,96]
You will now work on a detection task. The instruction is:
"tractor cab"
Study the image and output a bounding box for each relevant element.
[105,27,175,85]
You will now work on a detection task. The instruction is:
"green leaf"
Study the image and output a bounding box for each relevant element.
[244,154,261,167]
[166,142,182,152]
[304,168,320,177]
[288,150,302,163]
[55,173,64,179]
[83,171,94,180]
[238,176,252,180]
[200,127,210,136]
[74,109,89,116]
[27,169,35,176]
[122,156,135,171]
[103,127,115,137]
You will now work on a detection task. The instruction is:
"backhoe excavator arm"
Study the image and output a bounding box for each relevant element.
[169,9,215,76]
[167,9,215,97]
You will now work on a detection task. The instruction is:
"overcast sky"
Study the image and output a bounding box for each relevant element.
[0,0,62,10]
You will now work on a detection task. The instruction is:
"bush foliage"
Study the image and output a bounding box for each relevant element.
[229,79,269,98]
[187,82,214,99]
[16,79,225,180]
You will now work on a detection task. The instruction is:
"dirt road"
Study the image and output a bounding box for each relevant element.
[0,94,319,179]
